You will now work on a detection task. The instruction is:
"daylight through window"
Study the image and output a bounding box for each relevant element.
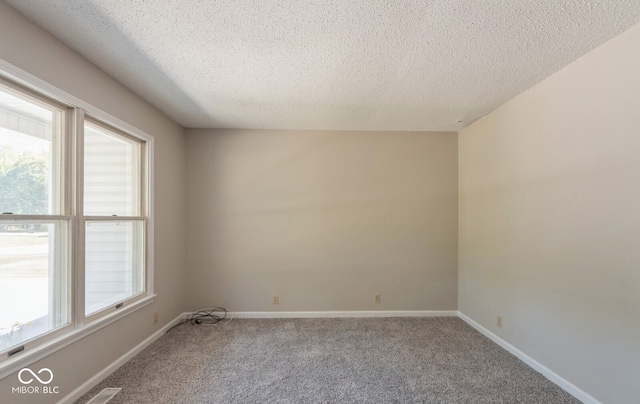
[0,76,150,360]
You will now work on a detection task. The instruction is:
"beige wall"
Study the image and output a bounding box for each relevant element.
[0,2,186,402]
[459,23,640,404]
[186,129,457,312]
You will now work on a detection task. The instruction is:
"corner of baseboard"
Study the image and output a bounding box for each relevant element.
[58,313,187,404]
[457,312,601,404]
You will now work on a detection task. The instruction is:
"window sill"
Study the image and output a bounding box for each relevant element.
[0,294,156,380]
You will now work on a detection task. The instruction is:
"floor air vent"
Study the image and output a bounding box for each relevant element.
[86,388,121,404]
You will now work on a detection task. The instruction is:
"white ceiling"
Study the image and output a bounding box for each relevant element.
[4,1,640,131]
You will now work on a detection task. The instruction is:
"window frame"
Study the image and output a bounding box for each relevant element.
[0,60,155,379]
[80,116,149,322]
[0,76,73,353]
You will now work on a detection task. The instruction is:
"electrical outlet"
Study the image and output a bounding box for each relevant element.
[272,295,279,305]
[153,311,159,324]
[374,293,381,304]
[497,316,502,328]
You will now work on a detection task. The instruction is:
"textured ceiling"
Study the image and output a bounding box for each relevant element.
[4,1,640,131]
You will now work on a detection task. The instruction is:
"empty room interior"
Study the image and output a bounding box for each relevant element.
[0,1,639,403]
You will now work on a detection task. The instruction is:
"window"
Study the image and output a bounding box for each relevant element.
[0,73,152,366]
[83,121,146,317]
[0,82,69,354]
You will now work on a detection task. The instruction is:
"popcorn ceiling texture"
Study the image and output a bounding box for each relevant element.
[5,0,640,131]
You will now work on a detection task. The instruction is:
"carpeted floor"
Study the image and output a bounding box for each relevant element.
[77,317,579,403]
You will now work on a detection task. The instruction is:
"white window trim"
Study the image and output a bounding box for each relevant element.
[0,295,156,380]
[0,59,155,378]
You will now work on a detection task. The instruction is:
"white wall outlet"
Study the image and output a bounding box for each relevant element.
[272,295,279,304]
[374,293,381,304]
[497,315,503,328]
[153,311,158,324]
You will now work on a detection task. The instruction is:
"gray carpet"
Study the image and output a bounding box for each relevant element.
[77,317,579,403]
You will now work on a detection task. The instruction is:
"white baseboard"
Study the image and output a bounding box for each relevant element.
[457,312,600,404]
[58,312,189,404]
[231,310,458,318]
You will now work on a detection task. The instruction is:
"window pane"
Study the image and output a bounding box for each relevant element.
[0,87,61,215]
[0,222,69,352]
[84,122,140,216]
[85,220,144,316]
